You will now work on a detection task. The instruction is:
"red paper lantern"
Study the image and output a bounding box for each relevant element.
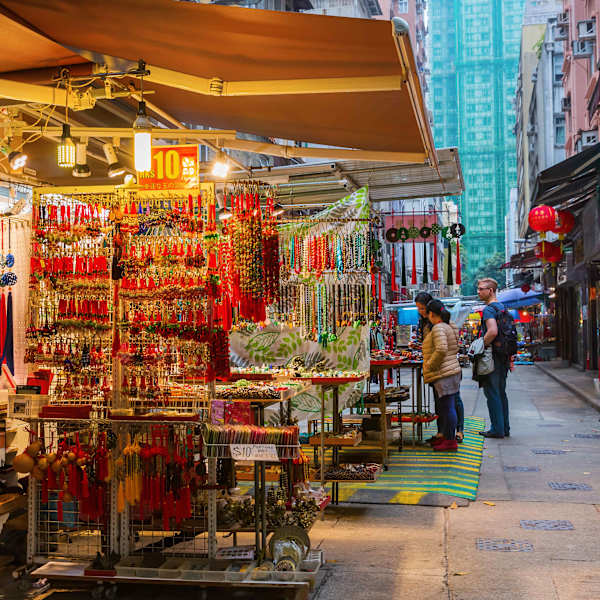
[535,241,563,264]
[528,205,557,239]
[520,284,531,293]
[552,210,575,239]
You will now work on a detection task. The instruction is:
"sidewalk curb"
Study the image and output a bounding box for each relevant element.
[535,363,600,412]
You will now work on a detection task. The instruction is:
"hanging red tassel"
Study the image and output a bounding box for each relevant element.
[391,246,397,293]
[455,240,462,285]
[432,236,439,281]
[411,240,417,285]
[377,271,382,314]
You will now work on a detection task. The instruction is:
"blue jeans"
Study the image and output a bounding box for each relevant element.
[439,393,458,440]
[482,361,509,436]
[433,388,463,434]
[455,394,464,433]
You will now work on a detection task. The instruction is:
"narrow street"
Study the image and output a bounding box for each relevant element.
[310,366,600,600]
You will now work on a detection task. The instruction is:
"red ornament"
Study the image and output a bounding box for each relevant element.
[528,205,557,239]
[520,284,531,293]
[552,210,575,239]
[535,241,562,264]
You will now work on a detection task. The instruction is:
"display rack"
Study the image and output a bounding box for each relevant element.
[23,183,317,596]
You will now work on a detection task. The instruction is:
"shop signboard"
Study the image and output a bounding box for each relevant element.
[138,144,199,190]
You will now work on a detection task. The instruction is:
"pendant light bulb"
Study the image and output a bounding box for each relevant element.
[133,100,152,173]
[211,150,230,179]
[8,150,27,171]
[72,142,91,178]
[57,123,76,168]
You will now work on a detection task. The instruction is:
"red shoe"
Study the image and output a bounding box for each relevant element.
[433,440,458,452]
[430,436,446,446]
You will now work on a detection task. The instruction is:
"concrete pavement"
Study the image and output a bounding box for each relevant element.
[312,365,600,600]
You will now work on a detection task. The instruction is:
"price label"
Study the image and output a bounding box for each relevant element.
[138,144,199,190]
[230,444,279,462]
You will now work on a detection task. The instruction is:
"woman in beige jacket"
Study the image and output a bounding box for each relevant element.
[422,299,461,451]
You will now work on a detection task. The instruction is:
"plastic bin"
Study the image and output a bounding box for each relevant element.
[180,559,209,581]
[158,557,186,579]
[115,556,144,577]
[225,562,255,582]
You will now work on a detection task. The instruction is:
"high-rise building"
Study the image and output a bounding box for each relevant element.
[429,0,526,286]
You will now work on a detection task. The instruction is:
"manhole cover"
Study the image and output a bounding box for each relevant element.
[476,538,533,552]
[537,424,563,428]
[520,520,574,530]
[531,449,567,455]
[574,433,600,439]
[504,466,540,472]
[548,482,592,491]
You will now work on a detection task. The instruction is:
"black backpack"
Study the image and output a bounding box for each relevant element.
[490,304,518,359]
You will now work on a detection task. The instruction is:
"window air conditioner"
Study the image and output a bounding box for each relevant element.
[581,129,598,149]
[572,40,594,58]
[554,24,568,42]
[578,19,596,41]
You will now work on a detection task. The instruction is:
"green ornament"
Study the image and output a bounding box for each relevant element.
[431,223,441,235]
[408,226,420,239]
[397,227,409,241]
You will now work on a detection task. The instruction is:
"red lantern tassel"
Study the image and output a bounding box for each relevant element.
[391,246,397,293]
[432,236,439,281]
[455,240,462,285]
[377,271,382,314]
[411,240,417,285]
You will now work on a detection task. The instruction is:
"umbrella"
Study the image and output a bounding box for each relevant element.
[497,288,543,309]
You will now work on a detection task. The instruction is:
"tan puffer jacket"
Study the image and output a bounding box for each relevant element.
[422,322,461,384]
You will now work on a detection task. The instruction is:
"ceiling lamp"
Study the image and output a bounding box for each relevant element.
[211,150,230,179]
[57,124,76,168]
[133,100,152,172]
[103,143,126,178]
[72,142,91,178]
[272,202,285,217]
[7,150,27,171]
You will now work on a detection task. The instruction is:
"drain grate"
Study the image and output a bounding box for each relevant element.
[520,519,574,530]
[574,433,600,439]
[476,538,533,552]
[504,466,540,472]
[548,482,592,491]
[531,449,567,455]
[537,424,563,428]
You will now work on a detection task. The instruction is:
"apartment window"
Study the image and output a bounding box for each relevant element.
[395,0,408,13]
[555,116,565,146]
[553,57,563,82]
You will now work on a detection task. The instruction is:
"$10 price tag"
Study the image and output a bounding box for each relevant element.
[229,444,279,462]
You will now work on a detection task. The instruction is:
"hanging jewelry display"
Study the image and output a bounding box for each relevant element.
[28,192,115,416]
[276,206,370,340]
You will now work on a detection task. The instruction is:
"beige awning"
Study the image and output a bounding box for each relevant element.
[228,148,463,206]
[0,0,435,167]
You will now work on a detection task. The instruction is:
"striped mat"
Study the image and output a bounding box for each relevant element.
[327,416,485,505]
[240,417,485,506]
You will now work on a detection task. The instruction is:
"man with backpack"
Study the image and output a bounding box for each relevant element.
[477,278,517,439]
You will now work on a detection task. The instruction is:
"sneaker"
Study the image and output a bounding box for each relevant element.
[433,440,458,452]
[426,435,443,444]
[478,431,504,438]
